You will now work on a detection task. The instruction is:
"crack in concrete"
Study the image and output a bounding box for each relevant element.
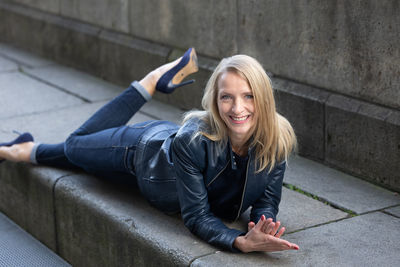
[189,251,220,267]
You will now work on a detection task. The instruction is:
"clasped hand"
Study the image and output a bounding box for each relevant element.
[234,215,299,253]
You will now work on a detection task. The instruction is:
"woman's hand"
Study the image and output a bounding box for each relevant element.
[235,215,299,253]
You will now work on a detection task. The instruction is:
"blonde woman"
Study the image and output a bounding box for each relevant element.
[0,48,299,253]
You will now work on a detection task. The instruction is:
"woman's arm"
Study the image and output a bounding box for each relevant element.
[171,134,244,252]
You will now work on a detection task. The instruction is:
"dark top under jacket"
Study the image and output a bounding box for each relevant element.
[132,118,286,252]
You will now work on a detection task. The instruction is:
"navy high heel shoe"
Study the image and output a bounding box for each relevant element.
[156,47,199,94]
[0,131,34,163]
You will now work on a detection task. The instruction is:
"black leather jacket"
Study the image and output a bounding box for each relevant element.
[133,118,285,252]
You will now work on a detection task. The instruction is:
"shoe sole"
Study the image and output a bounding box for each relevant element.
[171,48,199,85]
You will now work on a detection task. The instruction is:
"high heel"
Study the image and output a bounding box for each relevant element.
[156,47,199,94]
[0,132,34,163]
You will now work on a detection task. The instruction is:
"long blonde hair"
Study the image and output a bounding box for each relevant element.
[184,55,296,172]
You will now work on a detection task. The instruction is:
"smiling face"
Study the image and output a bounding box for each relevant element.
[217,71,256,147]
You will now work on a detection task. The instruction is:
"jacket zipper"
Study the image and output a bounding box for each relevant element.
[234,154,251,221]
[206,161,230,187]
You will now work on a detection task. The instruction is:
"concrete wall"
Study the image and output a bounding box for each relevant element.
[8,0,400,110]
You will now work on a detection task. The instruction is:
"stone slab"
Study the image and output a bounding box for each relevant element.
[385,205,400,218]
[273,78,330,161]
[0,212,71,267]
[0,42,54,68]
[326,94,400,192]
[0,163,71,251]
[23,64,124,102]
[0,55,18,72]
[192,212,400,266]
[60,0,129,33]
[0,72,83,120]
[0,101,153,144]
[129,0,237,59]
[140,99,184,124]
[228,187,348,234]
[11,0,60,14]
[284,156,400,214]
[55,174,216,266]
[237,0,400,110]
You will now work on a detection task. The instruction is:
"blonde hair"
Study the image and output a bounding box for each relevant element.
[184,55,297,172]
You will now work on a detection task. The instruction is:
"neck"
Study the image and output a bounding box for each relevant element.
[230,139,249,156]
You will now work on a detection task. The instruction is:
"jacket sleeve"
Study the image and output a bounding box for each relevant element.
[250,161,286,223]
[171,134,244,252]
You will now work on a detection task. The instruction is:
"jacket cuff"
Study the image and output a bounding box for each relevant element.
[227,229,246,253]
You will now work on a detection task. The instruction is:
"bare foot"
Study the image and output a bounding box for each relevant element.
[0,142,35,163]
[139,57,182,96]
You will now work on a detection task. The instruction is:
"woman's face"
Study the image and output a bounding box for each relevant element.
[217,71,256,145]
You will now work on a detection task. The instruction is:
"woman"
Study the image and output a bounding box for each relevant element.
[0,48,299,253]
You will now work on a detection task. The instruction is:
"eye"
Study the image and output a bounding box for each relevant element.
[220,95,232,100]
[245,94,254,99]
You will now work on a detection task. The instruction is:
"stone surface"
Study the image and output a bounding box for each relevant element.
[228,187,348,234]
[0,212,71,267]
[0,55,18,72]
[326,94,400,192]
[55,174,216,266]
[385,205,400,218]
[23,64,124,102]
[0,163,71,251]
[0,72,83,120]
[11,0,60,14]
[140,99,185,125]
[192,212,400,266]
[237,0,400,110]
[129,0,237,59]
[60,0,129,33]
[285,156,400,214]
[0,43,54,68]
[273,78,330,160]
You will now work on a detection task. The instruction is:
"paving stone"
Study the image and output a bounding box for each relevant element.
[0,163,71,251]
[0,101,153,144]
[0,72,83,119]
[23,64,124,102]
[0,42,54,68]
[0,55,18,72]
[385,205,400,218]
[284,156,400,214]
[11,0,60,14]
[192,212,400,266]
[228,187,348,234]
[55,174,216,266]
[140,99,184,124]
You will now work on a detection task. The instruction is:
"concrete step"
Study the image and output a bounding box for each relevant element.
[0,212,71,267]
[1,42,400,266]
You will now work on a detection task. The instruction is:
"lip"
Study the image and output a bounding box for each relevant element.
[229,115,250,124]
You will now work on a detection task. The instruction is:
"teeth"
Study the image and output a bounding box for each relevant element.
[231,116,248,121]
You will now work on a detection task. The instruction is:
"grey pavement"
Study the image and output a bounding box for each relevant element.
[0,42,399,266]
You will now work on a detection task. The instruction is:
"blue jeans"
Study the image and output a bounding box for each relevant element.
[32,81,154,183]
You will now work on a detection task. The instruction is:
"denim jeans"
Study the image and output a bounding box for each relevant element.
[32,81,154,183]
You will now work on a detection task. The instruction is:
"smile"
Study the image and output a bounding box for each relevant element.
[229,115,250,124]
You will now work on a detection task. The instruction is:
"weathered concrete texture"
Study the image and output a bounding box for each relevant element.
[11,0,60,14]
[60,0,129,33]
[273,78,330,160]
[326,94,400,192]
[228,187,348,234]
[0,162,71,251]
[192,212,400,266]
[23,64,124,102]
[0,72,83,119]
[237,0,400,110]
[0,55,18,72]
[0,42,54,68]
[55,174,216,267]
[129,0,237,59]
[285,156,400,214]
[140,99,185,125]
[385,205,400,218]
[0,212,71,267]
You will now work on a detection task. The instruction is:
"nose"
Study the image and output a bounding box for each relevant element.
[232,98,244,114]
